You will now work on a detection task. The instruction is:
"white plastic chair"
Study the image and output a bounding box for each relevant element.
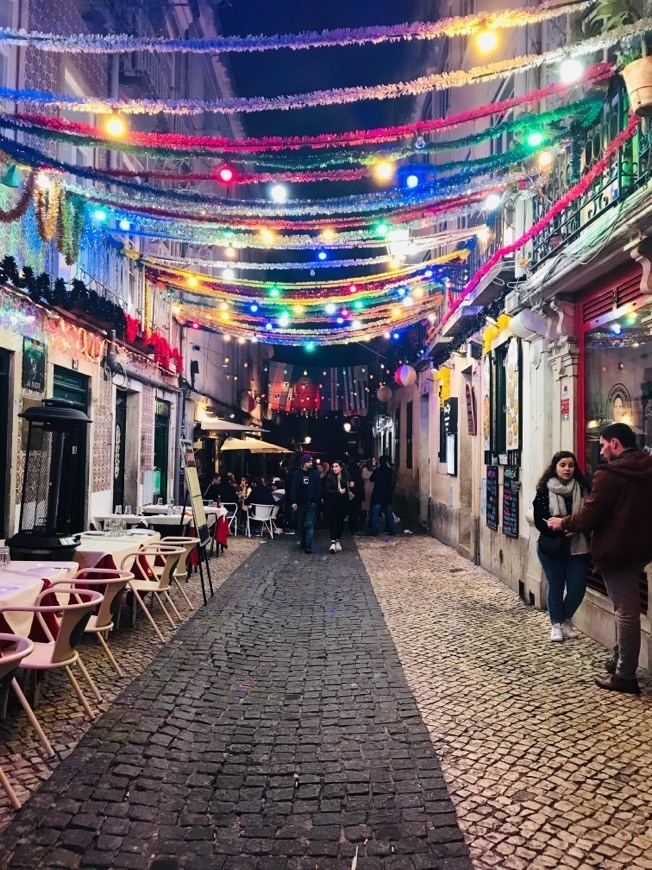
[221,503,239,537]
[245,504,276,539]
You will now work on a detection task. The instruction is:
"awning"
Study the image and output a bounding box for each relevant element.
[199,419,268,433]
[220,437,292,454]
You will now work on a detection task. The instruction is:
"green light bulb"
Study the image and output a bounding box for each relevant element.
[527,131,544,148]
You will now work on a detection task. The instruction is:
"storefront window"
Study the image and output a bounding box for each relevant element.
[583,313,652,476]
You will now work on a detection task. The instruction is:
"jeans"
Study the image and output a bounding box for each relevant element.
[296,502,317,550]
[371,503,395,534]
[537,541,588,625]
[602,567,643,680]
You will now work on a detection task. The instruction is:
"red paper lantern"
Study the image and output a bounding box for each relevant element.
[394,364,416,387]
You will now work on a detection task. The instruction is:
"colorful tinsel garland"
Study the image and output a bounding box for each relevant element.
[0,24,641,114]
[0,3,590,54]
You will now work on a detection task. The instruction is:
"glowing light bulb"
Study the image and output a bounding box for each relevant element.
[336,317,344,325]
[348,284,357,294]
[317,250,328,261]
[353,300,363,310]
[218,165,234,183]
[392,307,401,317]
[250,304,259,313]
[220,301,229,311]
[352,320,362,330]
[538,150,554,169]
[225,245,237,259]
[321,228,336,241]
[187,276,198,288]
[375,222,389,238]
[118,218,131,231]
[325,303,336,315]
[222,268,235,280]
[293,304,305,315]
[278,311,290,327]
[374,161,395,182]
[415,134,426,150]
[476,226,491,245]
[476,28,499,54]
[527,131,544,147]
[403,296,414,307]
[406,173,419,189]
[269,183,288,203]
[36,171,51,190]
[483,193,503,211]
[305,342,315,351]
[92,208,107,223]
[104,115,127,138]
[260,229,275,245]
[269,286,281,298]
[559,58,584,84]
[383,331,391,339]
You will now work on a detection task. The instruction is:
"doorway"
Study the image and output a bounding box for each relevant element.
[418,393,430,526]
[153,399,170,503]
[0,350,10,537]
[53,366,89,531]
[113,390,127,509]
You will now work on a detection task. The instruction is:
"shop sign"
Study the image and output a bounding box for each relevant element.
[560,383,570,420]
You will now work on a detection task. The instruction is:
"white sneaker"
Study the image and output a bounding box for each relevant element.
[329,542,337,553]
[335,542,342,552]
[561,620,577,639]
[550,624,564,642]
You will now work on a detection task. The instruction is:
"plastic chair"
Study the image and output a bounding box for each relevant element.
[270,505,281,536]
[120,545,184,643]
[160,537,199,609]
[245,504,276,538]
[0,589,105,721]
[221,503,238,537]
[51,569,133,678]
[0,633,54,807]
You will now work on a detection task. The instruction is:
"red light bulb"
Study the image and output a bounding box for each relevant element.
[218,166,234,184]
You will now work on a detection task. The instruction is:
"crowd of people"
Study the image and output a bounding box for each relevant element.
[203,452,397,555]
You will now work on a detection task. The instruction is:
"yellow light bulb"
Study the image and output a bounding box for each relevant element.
[389,257,404,270]
[293,304,305,315]
[260,229,275,245]
[392,307,401,317]
[220,311,230,322]
[321,228,336,241]
[187,276,198,288]
[374,161,395,183]
[172,304,181,315]
[476,28,499,54]
[225,245,237,259]
[414,287,425,299]
[220,302,229,311]
[104,115,127,138]
[538,150,554,169]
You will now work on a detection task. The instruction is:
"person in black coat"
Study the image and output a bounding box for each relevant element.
[346,454,364,534]
[533,451,590,644]
[323,460,350,553]
[369,455,395,535]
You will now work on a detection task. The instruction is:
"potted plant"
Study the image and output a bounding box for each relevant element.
[583,0,652,116]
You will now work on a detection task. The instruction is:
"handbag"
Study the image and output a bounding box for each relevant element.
[538,534,563,557]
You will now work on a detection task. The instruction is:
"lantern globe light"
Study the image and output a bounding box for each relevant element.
[343,422,352,433]
[269,183,288,203]
[475,27,499,54]
[104,115,127,138]
[373,160,395,182]
[559,57,584,84]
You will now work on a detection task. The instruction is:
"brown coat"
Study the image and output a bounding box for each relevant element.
[560,449,652,571]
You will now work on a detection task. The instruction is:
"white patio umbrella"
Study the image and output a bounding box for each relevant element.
[219,437,292,454]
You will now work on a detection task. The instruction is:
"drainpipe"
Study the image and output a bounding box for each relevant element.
[106,330,181,393]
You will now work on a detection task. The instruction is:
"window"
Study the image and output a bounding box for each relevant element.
[406,401,413,470]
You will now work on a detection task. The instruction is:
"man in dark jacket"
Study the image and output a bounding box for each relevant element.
[548,423,652,694]
[368,454,396,536]
[290,453,321,554]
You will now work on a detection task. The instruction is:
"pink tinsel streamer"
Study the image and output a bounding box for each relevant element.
[435,115,641,335]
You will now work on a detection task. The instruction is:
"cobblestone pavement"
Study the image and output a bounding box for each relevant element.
[0,536,469,870]
[0,537,260,826]
[357,535,652,870]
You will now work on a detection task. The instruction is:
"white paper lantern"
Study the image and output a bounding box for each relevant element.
[376,385,392,403]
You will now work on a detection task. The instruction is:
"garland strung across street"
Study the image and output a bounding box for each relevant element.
[0,3,592,54]
[0,26,644,114]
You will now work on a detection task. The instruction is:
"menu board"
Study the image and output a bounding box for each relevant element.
[181,440,211,548]
[486,466,499,530]
[502,465,519,539]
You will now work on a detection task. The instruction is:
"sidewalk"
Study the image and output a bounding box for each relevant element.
[0,537,470,869]
[357,535,652,870]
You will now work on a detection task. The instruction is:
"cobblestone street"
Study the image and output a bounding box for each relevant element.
[0,536,468,870]
[358,536,652,870]
[0,533,650,869]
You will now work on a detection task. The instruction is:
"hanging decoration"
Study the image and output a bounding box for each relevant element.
[0,69,611,153]
[0,24,643,115]
[394,364,417,387]
[376,385,392,402]
[34,176,61,242]
[0,169,34,223]
[56,191,86,265]
[438,367,451,407]
[0,3,591,54]
[240,393,256,413]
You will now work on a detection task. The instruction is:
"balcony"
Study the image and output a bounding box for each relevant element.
[530,76,652,268]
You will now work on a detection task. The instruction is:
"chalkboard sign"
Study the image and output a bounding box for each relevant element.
[180,440,211,548]
[502,465,519,539]
[486,466,499,530]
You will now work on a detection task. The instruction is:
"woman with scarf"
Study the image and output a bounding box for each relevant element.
[533,451,591,643]
[324,460,350,553]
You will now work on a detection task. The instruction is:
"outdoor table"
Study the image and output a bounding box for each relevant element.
[0,561,77,638]
[92,514,150,530]
[74,532,161,570]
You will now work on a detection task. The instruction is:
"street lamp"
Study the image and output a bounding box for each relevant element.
[343,422,352,433]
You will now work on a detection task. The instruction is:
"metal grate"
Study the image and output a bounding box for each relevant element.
[20,424,78,535]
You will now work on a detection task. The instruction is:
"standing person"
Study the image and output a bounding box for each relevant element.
[324,460,350,553]
[290,454,322,554]
[533,451,590,643]
[360,459,374,529]
[346,454,364,535]
[369,455,395,536]
[547,423,652,695]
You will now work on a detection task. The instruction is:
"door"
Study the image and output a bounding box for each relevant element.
[0,351,9,537]
[418,393,430,525]
[153,399,170,503]
[53,366,89,531]
[113,391,127,509]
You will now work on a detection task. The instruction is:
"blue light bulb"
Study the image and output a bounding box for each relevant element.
[317,251,328,261]
[406,174,419,189]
